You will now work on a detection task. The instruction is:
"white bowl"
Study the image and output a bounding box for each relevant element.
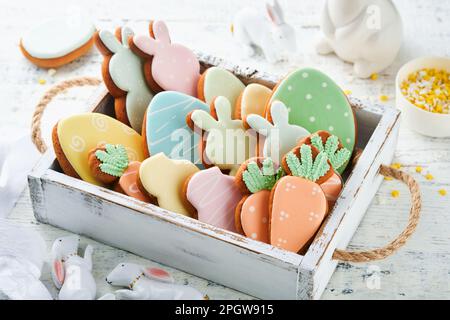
[396,56,450,137]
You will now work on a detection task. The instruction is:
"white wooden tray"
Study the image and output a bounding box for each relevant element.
[28,54,404,299]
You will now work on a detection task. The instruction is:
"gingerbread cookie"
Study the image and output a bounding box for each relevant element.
[189,96,254,175]
[246,101,310,162]
[184,167,242,232]
[270,144,331,252]
[114,161,153,203]
[20,17,96,68]
[52,113,145,186]
[139,153,199,216]
[197,67,245,115]
[267,68,356,168]
[88,143,129,185]
[144,91,209,167]
[235,83,272,119]
[234,157,283,243]
[130,21,200,96]
[95,26,153,133]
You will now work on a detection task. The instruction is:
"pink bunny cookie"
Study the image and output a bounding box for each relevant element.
[131,21,200,96]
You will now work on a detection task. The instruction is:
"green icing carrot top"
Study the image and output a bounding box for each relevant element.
[286,144,330,182]
[95,144,129,177]
[242,158,284,194]
[310,134,351,171]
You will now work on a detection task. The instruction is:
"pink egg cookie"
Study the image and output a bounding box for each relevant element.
[184,167,242,232]
[131,20,200,96]
[115,161,153,203]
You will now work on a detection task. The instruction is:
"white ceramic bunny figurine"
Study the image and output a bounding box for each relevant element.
[316,0,403,78]
[105,262,206,300]
[0,220,52,300]
[98,26,153,133]
[232,0,297,63]
[51,235,96,300]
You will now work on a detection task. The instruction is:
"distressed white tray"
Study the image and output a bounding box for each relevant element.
[28,54,401,300]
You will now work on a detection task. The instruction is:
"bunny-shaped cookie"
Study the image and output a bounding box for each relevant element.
[131,21,200,96]
[95,26,153,133]
[232,0,297,63]
[189,96,254,175]
[246,101,310,163]
[316,0,403,78]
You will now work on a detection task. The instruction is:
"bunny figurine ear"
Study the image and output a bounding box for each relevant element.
[98,30,123,54]
[143,267,174,283]
[270,101,289,125]
[133,35,157,56]
[121,26,134,47]
[152,20,171,44]
[51,259,65,289]
[266,0,284,25]
[213,96,233,122]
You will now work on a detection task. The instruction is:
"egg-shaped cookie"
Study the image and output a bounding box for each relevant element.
[52,113,145,186]
[267,68,356,172]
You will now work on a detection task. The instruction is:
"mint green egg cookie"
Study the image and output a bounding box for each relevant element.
[269,68,356,173]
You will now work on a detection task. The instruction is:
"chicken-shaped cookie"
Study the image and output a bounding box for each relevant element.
[189,96,254,175]
[139,153,199,217]
[246,101,310,162]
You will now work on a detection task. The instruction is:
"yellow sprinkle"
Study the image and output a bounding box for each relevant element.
[370,73,378,80]
[425,173,434,180]
[379,95,389,102]
[438,189,447,196]
[415,166,423,173]
[344,90,352,95]
[390,162,402,169]
[384,176,393,181]
[38,78,46,85]
[391,190,400,198]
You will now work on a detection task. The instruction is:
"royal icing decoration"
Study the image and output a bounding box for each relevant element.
[132,21,200,96]
[270,144,332,252]
[145,91,209,167]
[185,167,242,232]
[21,17,95,59]
[198,67,245,114]
[239,191,270,243]
[139,153,199,216]
[190,96,253,175]
[268,68,356,157]
[116,161,152,202]
[309,132,351,173]
[95,144,129,177]
[56,113,145,186]
[237,83,272,119]
[98,27,153,132]
[247,101,310,162]
[240,158,283,194]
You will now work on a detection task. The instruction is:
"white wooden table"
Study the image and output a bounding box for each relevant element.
[1,0,449,299]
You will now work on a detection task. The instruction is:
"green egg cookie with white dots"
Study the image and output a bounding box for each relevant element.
[266,68,356,173]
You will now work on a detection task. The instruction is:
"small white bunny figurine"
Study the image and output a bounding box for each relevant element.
[316,0,403,78]
[51,235,96,300]
[0,220,52,300]
[105,262,206,300]
[232,0,297,63]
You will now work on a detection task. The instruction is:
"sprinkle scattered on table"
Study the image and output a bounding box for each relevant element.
[391,190,400,198]
[425,173,434,180]
[400,68,450,114]
[415,166,423,173]
[384,176,393,181]
[390,162,402,169]
[48,68,57,76]
[344,89,352,95]
[370,73,378,81]
[38,78,46,85]
[438,189,447,196]
[379,95,389,102]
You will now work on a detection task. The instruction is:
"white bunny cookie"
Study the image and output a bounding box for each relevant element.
[95,26,153,133]
[316,0,403,78]
[232,0,297,63]
[189,96,254,175]
[246,101,310,162]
